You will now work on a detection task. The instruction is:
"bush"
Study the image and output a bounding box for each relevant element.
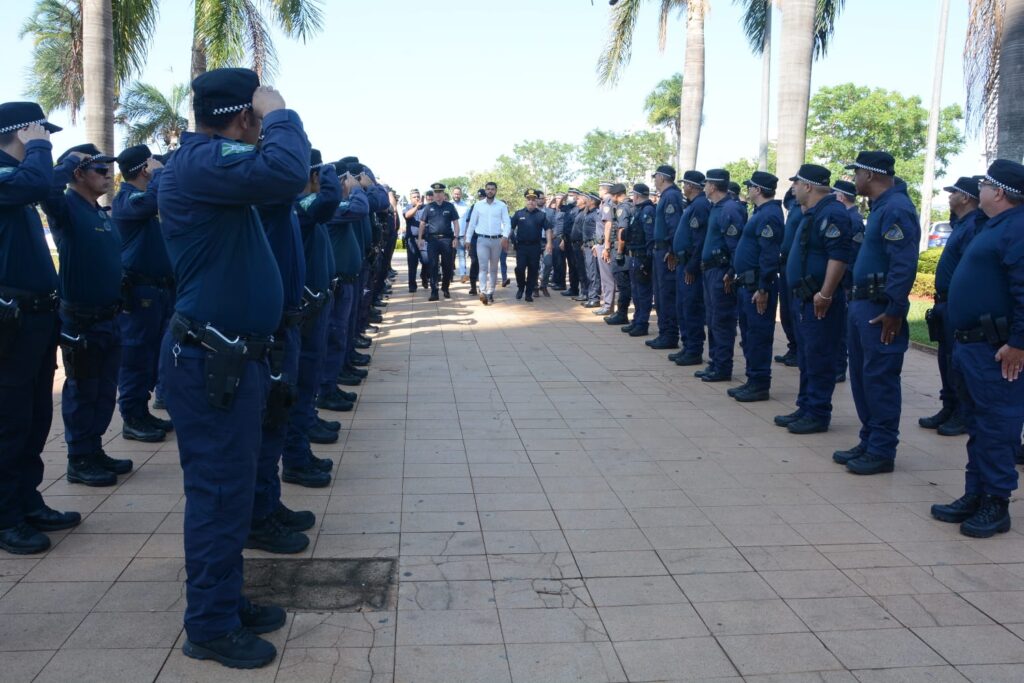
[911,272,935,297]
[917,247,943,274]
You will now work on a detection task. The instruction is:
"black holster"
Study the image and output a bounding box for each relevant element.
[120,276,134,313]
[0,297,21,359]
[925,307,942,342]
[735,269,759,291]
[59,331,100,380]
[981,314,1010,346]
[264,379,297,430]
[792,275,820,302]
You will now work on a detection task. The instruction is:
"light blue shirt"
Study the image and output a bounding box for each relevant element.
[465,198,511,240]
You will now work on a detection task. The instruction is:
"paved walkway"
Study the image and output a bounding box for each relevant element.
[4,259,1024,682]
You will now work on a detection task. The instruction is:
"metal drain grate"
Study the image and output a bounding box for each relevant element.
[243,558,395,611]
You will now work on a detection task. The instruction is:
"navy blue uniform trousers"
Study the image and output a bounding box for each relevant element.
[677,266,706,358]
[118,284,173,419]
[953,341,1024,498]
[777,270,797,355]
[932,302,958,411]
[514,243,541,295]
[739,285,778,385]
[630,256,653,327]
[61,318,120,457]
[427,238,455,292]
[284,304,331,470]
[320,282,355,396]
[406,237,423,291]
[794,293,845,424]
[160,333,269,642]
[847,299,906,460]
[0,312,58,528]
[583,247,600,302]
[254,324,301,521]
[653,248,677,342]
[703,267,736,374]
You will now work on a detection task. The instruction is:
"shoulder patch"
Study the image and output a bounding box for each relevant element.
[299,194,317,210]
[644,216,653,224]
[824,224,841,239]
[725,224,739,237]
[615,208,623,218]
[689,216,699,228]
[0,166,15,177]
[220,141,255,157]
[852,231,864,244]
[129,191,147,201]
[883,224,905,241]
[665,205,675,215]
[760,226,774,239]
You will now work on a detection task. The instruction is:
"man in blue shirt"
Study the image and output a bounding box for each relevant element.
[666,171,709,365]
[510,189,553,302]
[648,166,683,350]
[622,184,657,336]
[157,68,310,669]
[605,183,633,323]
[832,179,864,383]
[931,159,1024,538]
[0,102,82,555]
[919,176,986,437]
[728,172,784,402]
[774,188,803,367]
[697,169,746,382]
[44,144,132,489]
[417,182,460,301]
[112,144,174,444]
[833,151,920,475]
[774,164,853,436]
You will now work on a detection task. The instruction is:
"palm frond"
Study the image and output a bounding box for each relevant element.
[597,0,644,86]
[734,0,771,54]
[196,0,248,69]
[119,80,188,150]
[812,0,846,59]
[112,0,159,85]
[262,0,324,41]
[20,0,84,121]
[659,0,688,52]
[242,0,276,79]
[964,0,1002,151]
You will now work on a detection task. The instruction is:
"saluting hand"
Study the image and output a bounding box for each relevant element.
[252,85,286,117]
[869,313,902,345]
[995,344,1024,382]
[17,122,49,144]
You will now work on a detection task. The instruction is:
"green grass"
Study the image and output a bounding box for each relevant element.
[908,299,937,349]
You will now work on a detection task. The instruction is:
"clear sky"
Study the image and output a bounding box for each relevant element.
[1,0,982,195]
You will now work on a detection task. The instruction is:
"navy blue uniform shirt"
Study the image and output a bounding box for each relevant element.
[421,201,458,238]
[582,207,599,241]
[732,199,785,290]
[701,196,746,262]
[935,208,986,295]
[842,205,865,289]
[296,164,342,294]
[569,207,584,241]
[851,185,920,318]
[654,184,684,244]
[629,200,657,249]
[257,202,306,313]
[112,169,173,279]
[326,186,368,279]
[948,205,1024,349]
[785,194,853,289]
[675,192,710,276]
[43,157,123,308]
[157,108,310,336]
[0,141,58,294]
[511,208,549,244]
[780,200,803,266]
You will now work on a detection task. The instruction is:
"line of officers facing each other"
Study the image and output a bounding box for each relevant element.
[0,68,407,668]
[551,157,1023,542]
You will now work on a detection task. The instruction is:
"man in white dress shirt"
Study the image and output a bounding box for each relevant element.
[464,181,511,305]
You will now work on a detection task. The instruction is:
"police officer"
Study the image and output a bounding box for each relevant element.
[551,192,569,291]
[666,171,709,364]
[622,184,656,336]
[581,192,603,308]
[0,103,80,555]
[648,165,683,350]
[774,164,852,435]
[833,151,919,475]
[832,179,864,383]
[930,159,1024,537]
[727,172,784,402]
[605,183,634,325]
[158,68,309,668]
[510,189,552,302]
[561,188,584,299]
[112,144,173,444]
[403,189,424,292]
[698,169,746,382]
[539,192,558,296]
[774,187,802,367]
[595,181,617,315]
[919,176,985,437]
[42,144,132,487]
[729,181,749,223]
[417,182,460,301]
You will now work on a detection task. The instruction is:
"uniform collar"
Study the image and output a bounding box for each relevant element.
[0,148,19,167]
[803,193,838,218]
[753,199,782,213]
[983,203,1024,228]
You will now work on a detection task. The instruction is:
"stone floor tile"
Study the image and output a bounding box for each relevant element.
[491,578,593,609]
[818,628,945,669]
[956,663,1024,682]
[274,646,394,683]
[614,637,738,681]
[761,569,866,599]
[878,593,996,628]
[93,581,185,612]
[399,531,484,556]
[478,510,560,532]
[319,513,400,535]
[929,563,1024,592]
[573,550,668,578]
[913,624,1024,665]
[506,642,624,681]
[286,612,395,649]
[598,602,708,641]
[393,644,510,683]
[483,530,570,554]
[741,545,834,571]
[564,528,652,552]
[658,547,753,574]
[787,596,900,631]
[674,571,776,602]
[47,533,150,557]
[0,651,55,681]
[63,611,182,649]
[400,511,480,533]
[397,580,495,611]
[498,607,607,644]
[695,599,808,635]
[843,566,952,596]
[0,581,110,614]
[851,667,969,683]
[398,556,491,582]
[312,533,399,558]
[717,632,843,675]
[396,608,502,646]
[0,613,84,651]
[487,553,579,580]
[34,648,168,683]
[22,556,130,583]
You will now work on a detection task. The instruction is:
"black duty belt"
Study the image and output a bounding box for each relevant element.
[280,307,304,329]
[653,240,670,250]
[426,234,454,240]
[628,248,649,257]
[124,271,175,289]
[517,240,541,246]
[477,234,501,239]
[954,327,987,344]
[700,254,731,271]
[169,312,273,361]
[850,287,885,302]
[60,301,122,325]
[934,292,948,304]
[0,287,58,313]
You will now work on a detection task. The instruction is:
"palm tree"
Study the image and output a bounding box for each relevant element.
[20,0,158,124]
[598,0,707,170]
[966,0,1024,162]
[644,73,682,167]
[920,0,951,250]
[83,0,115,162]
[119,82,189,150]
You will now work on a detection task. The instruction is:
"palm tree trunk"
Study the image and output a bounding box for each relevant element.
[187,33,208,132]
[758,6,772,172]
[82,0,115,201]
[998,0,1024,161]
[679,1,706,170]
[775,0,815,182]
[920,0,951,251]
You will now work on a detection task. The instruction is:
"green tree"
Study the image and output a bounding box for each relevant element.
[118,82,189,150]
[512,140,575,193]
[723,144,777,188]
[643,73,682,167]
[467,156,538,214]
[435,176,471,193]
[806,83,965,206]
[578,129,672,186]
[20,0,158,123]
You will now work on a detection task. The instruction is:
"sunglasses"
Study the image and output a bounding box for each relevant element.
[87,164,112,175]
